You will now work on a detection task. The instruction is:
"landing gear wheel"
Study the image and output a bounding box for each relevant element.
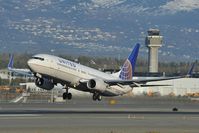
[92,94,97,101]
[97,95,102,101]
[63,92,67,100]
[67,93,72,100]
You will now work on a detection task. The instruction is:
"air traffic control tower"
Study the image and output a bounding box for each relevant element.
[145,29,163,73]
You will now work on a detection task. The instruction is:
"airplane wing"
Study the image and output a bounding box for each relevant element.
[7,54,33,77]
[79,75,187,89]
[104,76,184,86]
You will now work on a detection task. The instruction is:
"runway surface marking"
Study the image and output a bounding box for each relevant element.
[0,114,199,120]
[0,114,41,117]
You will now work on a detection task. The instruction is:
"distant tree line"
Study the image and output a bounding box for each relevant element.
[0,53,198,76]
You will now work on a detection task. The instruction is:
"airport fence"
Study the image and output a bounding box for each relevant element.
[0,91,52,103]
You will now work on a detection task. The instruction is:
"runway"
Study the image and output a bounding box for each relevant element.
[0,97,199,133]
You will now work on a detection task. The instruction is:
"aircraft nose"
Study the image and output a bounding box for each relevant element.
[27,59,34,68]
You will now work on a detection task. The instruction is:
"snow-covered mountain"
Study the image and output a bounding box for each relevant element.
[0,0,199,61]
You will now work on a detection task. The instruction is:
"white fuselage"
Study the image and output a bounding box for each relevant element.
[27,54,132,96]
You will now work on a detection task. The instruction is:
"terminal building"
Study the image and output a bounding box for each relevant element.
[133,77,199,96]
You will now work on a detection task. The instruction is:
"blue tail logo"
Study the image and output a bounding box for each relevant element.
[8,54,14,69]
[119,43,140,80]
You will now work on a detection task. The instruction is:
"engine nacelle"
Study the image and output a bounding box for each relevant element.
[87,79,107,92]
[35,78,54,90]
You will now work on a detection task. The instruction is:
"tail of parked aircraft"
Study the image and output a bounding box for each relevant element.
[186,60,197,77]
[119,43,140,80]
[7,54,32,76]
[8,54,14,69]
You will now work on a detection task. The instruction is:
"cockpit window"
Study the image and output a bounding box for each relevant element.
[32,56,44,61]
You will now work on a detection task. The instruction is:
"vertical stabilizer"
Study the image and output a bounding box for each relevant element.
[187,61,196,77]
[8,54,14,69]
[119,43,140,80]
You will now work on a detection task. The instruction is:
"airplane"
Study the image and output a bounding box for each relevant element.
[8,43,194,101]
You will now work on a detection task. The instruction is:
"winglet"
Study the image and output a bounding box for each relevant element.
[186,61,196,77]
[119,43,140,80]
[8,54,14,69]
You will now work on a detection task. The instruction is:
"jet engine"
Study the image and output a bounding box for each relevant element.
[35,78,54,90]
[87,79,107,92]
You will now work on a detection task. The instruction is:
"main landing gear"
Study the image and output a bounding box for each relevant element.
[62,86,72,100]
[92,92,102,101]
